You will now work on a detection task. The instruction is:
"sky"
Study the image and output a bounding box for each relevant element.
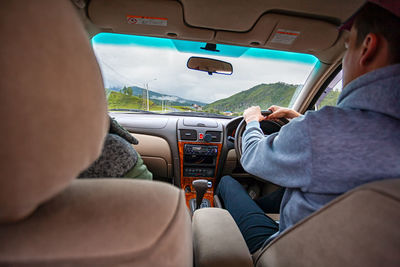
[92,33,318,104]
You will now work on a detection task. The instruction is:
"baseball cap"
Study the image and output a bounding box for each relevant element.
[339,0,400,31]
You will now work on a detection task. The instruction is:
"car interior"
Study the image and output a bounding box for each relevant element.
[0,0,399,266]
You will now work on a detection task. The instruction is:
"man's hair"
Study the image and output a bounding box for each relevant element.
[354,2,400,64]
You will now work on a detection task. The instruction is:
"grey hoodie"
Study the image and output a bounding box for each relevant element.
[241,63,400,233]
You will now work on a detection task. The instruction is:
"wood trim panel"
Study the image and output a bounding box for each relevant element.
[178,141,223,209]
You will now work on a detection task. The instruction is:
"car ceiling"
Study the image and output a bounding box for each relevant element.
[180,0,363,31]
[79,0,365,64]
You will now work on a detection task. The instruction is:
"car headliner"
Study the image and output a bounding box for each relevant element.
[73,0,365,112]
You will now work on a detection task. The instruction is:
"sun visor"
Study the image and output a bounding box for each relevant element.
[88,0,214,41]
[216,13,339,54]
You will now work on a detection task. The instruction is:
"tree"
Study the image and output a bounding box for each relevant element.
[126,87,133,96]
[121,86,127,95]
[121,86,133,96]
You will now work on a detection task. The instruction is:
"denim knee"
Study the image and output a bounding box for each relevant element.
[216,175,235,195]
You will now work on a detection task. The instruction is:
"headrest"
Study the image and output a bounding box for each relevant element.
[0,0,108,222]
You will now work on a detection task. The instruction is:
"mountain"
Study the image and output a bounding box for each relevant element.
[107,85,206,107]
[204,82,299,113]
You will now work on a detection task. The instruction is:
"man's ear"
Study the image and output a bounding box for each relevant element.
[359,33,379,66]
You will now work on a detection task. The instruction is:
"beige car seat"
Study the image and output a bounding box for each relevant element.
[0,1,192,266]
[193,179,400,267]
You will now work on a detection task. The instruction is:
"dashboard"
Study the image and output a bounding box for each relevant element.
[110,112,270,210]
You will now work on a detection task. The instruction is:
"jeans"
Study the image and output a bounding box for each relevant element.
[216,176,283,254]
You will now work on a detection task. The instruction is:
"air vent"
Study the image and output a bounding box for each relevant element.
[180,129,197,141]
[205,131,221,142]
[183,118,218,128]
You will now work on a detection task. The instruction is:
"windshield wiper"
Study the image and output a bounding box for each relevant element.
[109,108,157,114]
[164,111,233,119]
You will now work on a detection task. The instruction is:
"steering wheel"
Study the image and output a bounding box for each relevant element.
[234,110,289,159]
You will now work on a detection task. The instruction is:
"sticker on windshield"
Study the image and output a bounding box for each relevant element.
[126,15,168,26]
[270,29,300,45]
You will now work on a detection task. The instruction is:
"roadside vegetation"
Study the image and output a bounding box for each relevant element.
[107,82,340,114]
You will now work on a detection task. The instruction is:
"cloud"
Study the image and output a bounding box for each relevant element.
[93,43,317,104]
[151,96,180,102]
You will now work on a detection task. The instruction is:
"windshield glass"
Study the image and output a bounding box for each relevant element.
[92,33,319,116]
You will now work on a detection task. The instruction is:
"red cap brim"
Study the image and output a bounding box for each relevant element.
[338,15,356,31]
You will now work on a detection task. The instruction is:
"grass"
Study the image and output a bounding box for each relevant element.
[107,92,197,112]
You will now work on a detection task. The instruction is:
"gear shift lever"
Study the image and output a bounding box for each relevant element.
[192,179,208,210]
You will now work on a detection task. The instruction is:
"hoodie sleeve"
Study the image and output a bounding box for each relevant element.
[240,116,312,190]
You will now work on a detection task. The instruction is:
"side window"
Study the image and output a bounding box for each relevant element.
[315,70,343,110]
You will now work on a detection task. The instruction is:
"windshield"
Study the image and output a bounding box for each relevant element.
[92,33,318,117]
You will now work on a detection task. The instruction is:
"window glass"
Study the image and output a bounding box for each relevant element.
[315,70,343,110]
[92,33,319,117]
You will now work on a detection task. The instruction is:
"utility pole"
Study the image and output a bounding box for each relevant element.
[144,78,157,111]
[142,89,146,110]
[146,83,149,111]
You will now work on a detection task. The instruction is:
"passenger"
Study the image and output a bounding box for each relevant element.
[79,116,152,180]
[216,0,400,254]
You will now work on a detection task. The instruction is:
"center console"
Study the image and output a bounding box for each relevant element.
[177,118,223,211]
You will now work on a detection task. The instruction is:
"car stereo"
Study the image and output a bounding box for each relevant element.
[183,144,218,177]
[184,144,218,156]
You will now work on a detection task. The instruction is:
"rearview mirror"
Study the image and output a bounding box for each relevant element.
[187,56,233,75]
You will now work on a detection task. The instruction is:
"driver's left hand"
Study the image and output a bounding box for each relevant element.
[243,106,266,124]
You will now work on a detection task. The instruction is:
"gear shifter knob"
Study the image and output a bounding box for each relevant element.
[192,179,208,210]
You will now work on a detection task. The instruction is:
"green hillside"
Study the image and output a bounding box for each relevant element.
[318,90,341,108]
[204,82,298,113]
[107,91,150,109]
[107,90,191,112]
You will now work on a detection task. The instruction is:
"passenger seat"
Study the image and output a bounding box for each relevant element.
[0,1,192,266]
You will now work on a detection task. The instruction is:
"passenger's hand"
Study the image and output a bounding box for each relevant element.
[266,105,301,120]
[243,106,265,123]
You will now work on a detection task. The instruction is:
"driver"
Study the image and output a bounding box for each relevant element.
[216,0,400,254]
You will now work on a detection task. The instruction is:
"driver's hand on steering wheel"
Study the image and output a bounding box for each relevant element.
[243,105,301,124]
[243,106,266,123]
[266,105,301,120]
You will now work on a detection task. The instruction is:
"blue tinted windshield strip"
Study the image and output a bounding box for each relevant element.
[244,49,318,65]
[92,33,318,64]
[92,33,176,49]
